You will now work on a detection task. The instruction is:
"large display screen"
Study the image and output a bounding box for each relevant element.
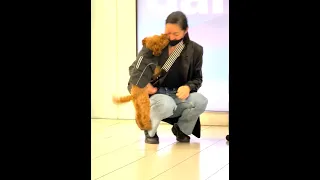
[137,0,229,111]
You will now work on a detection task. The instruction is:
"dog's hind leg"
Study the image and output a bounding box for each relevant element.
[133,99,145,130]
[137,92,152,130]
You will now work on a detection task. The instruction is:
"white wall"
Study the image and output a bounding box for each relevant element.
[116,0,138,119]
[91,0,136,119]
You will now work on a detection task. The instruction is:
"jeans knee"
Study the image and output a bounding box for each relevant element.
[150,94,177,118]
[150,94,176,118]
[190,93,208,111]
[200,96,208,109]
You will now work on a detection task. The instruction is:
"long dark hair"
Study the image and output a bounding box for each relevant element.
[165,11,190,43]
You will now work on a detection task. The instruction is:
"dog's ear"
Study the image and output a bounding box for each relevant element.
[152,45,161,56]
[154,66,161,75]
[158,34,169,49]
[142,37,148,46]
[146,41,160,56]
[160,33,168,40]
[145,40,154,51]
[152,66,162,80]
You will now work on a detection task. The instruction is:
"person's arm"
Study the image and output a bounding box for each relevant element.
[185,46,203,92]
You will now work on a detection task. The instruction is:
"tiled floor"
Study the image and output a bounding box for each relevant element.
[91,119,229,180]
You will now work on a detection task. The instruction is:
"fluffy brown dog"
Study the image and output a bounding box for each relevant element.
[142,34,169,56]
[112,34,169,130]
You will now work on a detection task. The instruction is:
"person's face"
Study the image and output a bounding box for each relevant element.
[165,23,187,41]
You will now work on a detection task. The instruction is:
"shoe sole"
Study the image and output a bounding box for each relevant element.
[145,139,159,144]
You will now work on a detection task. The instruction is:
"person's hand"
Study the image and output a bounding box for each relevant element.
[146,83,157,95]
[176,85,190,100]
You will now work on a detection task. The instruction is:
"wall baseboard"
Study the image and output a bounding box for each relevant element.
[199,111,228,126]
[158,111,228,126]
[92,111,228,126]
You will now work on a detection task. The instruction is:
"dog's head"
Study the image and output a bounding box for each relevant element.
[142,34,169,56]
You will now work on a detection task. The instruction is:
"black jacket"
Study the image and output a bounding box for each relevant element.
[128,40,204,138]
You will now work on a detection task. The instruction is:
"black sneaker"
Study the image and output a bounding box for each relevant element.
[171,123,190,143]
[144,131,159,144]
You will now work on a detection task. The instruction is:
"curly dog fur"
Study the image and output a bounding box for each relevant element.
[113,34,169,130]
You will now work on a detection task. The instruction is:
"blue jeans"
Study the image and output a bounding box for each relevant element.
[147,87,208,137]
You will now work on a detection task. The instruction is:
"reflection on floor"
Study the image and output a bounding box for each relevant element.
[92,119,229,180]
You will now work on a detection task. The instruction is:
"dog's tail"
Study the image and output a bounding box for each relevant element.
[112,95,133,104]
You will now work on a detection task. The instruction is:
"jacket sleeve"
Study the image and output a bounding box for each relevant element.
[128,46,158,90]
[185,46,203,92]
